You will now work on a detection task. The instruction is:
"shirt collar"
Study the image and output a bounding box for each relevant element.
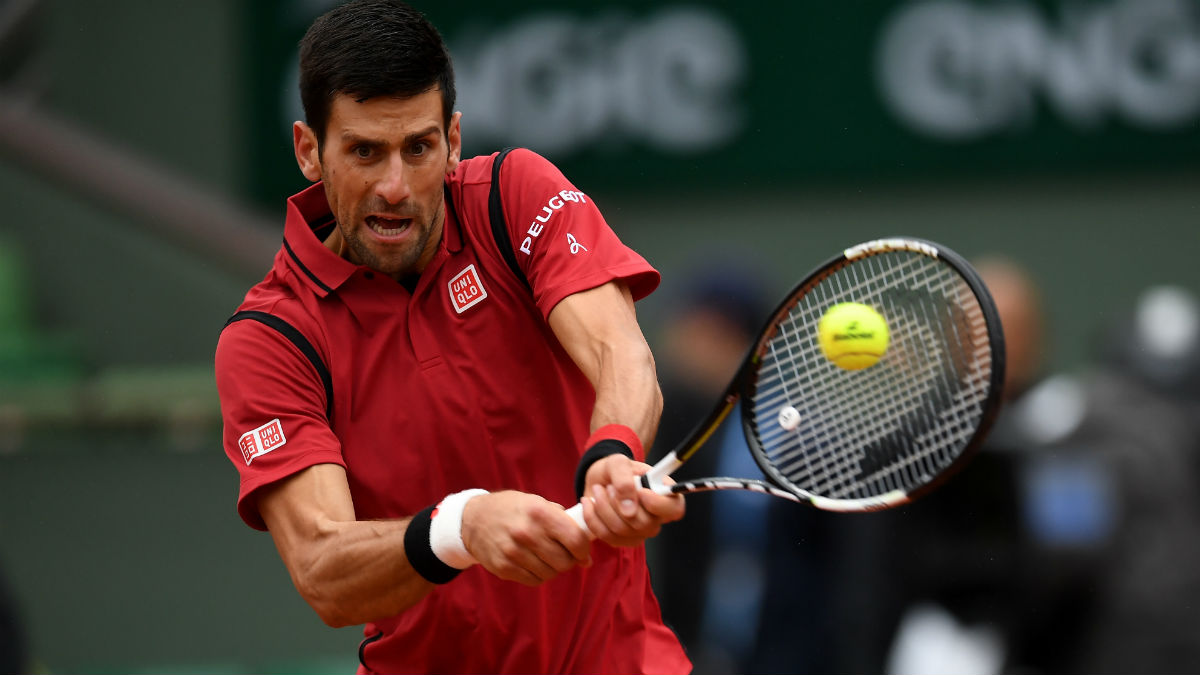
[282,182,359,297]
[442,181,464,255]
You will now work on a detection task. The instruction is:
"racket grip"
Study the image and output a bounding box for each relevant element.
[565,453,684,538]
[564,502,596,539]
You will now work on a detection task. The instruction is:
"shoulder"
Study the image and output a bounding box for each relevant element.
[217,279,325,377]
[452,148,572,193]
[496,148,571,189]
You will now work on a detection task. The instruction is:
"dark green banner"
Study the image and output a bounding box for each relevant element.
[244,0,1200,207]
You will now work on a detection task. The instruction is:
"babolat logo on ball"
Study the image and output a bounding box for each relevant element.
[818,303,891,371]
[833,321,875,341]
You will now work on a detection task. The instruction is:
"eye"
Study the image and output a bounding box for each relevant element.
[410,141,428,156]
[353,145,373,159]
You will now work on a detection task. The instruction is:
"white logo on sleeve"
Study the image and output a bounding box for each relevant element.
[239,418,287,465]
[519,190,588,255]
[449,264,488,314]
[566,233,588,255]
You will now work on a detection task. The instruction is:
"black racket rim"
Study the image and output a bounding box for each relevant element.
[738,236,1007,512]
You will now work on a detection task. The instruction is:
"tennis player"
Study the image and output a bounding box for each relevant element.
[214,0,689,673]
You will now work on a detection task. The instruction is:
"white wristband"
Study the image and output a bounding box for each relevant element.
[429,489,489,569]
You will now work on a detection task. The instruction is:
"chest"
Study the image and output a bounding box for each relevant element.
[315,250,588,514]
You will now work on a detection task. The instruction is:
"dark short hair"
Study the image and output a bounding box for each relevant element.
[299,0,456,146]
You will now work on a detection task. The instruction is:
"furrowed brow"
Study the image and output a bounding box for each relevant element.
[405,125,441,144]
[340,132,383,147]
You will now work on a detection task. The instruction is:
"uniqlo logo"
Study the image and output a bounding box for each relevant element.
[239,418,287,465]
[449,264,488,314]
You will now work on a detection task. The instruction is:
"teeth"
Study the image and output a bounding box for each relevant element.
[369,219,408,236]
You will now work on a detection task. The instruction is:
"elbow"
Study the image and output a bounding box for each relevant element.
[295,577,354,628]
[291,566,360,628]
[311,597,355,629]
[292,566,425,628]
[316,608,356,629]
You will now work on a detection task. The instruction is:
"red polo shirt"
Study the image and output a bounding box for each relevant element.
[215,149,690,674]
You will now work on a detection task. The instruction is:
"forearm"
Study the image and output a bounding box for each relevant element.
[282,516,433,627]
[588,340,662,450]
[547,281,664,449]
[271,483,594,627]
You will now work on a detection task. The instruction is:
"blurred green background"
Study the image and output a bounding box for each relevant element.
[2,0,1199,672]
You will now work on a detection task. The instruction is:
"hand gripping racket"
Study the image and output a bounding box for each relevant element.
[566,237,1005,532]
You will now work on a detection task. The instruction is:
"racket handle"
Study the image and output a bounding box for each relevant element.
[564,502,595,539]
[565,452,684,537]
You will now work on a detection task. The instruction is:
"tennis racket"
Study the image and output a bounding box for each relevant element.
[566,236,1005,532]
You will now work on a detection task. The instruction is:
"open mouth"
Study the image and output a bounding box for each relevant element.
[367,215,411,237]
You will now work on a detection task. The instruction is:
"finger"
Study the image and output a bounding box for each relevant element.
[515,509,590,575]
[580,492,636,546]
[530,526,590,572]
[545,510,593,566]
[612,484,667,535]
[580,490,611,541]
[591,483,636,539]
[556,537,592,568]
[639,490,686,523]
[609,482,640,520]
[589,456,643,504]
[534,545,581,576]
[592,485,650,546]
[491,551,557,587]
[600,461,646,519]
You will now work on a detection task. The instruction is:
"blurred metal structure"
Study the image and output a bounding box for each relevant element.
[0,0,277,279]
[0,93,278,279]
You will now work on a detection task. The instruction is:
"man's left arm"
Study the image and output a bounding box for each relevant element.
[548,280,685,546]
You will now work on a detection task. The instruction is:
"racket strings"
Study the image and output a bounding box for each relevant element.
[749,250,993,503]
[760,254,948,488]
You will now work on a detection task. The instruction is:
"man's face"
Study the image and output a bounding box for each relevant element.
[295,88,461,280]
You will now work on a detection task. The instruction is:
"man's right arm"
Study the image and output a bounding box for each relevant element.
[257,463,428,627]
[257,464,594,628]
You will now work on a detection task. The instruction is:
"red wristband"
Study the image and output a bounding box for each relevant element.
[574,424,645,500]
[584,424,644,460]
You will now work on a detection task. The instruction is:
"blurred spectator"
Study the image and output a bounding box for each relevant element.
[1095,285,1200,402]
[872,256,1090,675]
[1061,284,1200,674]
[647,255,773,674]
[875,266,1200,675]
[778,255,1065,675]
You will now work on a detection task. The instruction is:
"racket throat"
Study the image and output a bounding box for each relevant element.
[643,451,682,494]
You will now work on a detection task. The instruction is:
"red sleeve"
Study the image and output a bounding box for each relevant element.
[498,149,660,317]
[214,319,345,530]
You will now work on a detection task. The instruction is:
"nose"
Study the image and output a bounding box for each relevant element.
[375,153,412,205]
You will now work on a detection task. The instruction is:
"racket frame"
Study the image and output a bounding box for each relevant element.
[641,236,1006,513]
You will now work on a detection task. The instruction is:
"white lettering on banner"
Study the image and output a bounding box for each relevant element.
[453,7,747,155]
[519,190,588,255]
[877,0,1200,140]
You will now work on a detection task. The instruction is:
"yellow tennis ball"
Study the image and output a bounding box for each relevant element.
[818,302,890,370]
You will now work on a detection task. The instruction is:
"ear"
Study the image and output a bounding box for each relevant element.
[445,111,463,175]
[293,121,323,183]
